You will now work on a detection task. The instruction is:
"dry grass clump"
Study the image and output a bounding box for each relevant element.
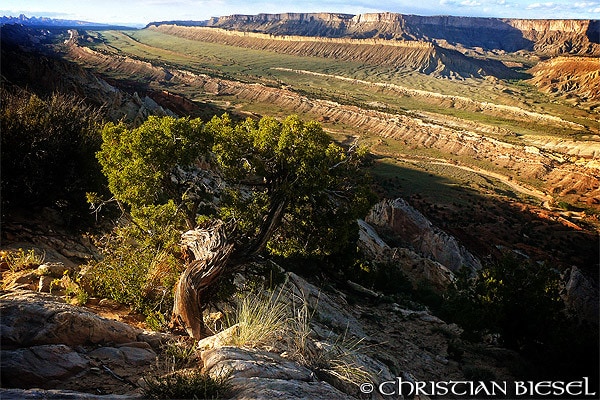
[226,283,374,388]
[227,288,289,348]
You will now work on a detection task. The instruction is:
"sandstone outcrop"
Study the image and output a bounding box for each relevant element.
[199,12,600,56]
[365,198,482,274]
[563,266,600,324]
[0,290,164,396]
[358,219,455,291]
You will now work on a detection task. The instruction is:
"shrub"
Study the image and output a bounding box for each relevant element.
[439,254,599,381]
[86,224,181,325]
[143,368,230,400]
[1,248,45,272]
[1,88,105,219]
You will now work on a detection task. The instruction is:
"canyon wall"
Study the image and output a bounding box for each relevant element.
[200,12,600,56]
[149,25,520,79]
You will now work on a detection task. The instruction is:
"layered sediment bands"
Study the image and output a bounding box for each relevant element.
[148,25,520,79]
[71,44,600,206]
[528,57,600,107]
[199,12,600,56]
[273,68,585,129]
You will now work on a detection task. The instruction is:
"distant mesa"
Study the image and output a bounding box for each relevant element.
[149,12,600,57]
[0,14,132,29]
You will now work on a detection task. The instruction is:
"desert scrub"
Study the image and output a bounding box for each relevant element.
[143,368,230,400]
[50,274,89,306]
[227,284,373,389]
[143,336,229,400]
[1,248,45,272]
[86,224,181,328]
[161,338,199,369]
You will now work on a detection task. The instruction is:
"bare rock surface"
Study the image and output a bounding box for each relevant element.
[200,346,354,400]
[358,219,454,291]
[203,346,314,381]
[0,290,160,397]
[286,271,366,338]
[563,266,600,324]
[0,388,138,399]
[0,290,139,347]
[228,377,354,400]
[1,344,89,388]
[365,198,482,273]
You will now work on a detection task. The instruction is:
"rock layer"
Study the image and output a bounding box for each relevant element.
[199,12,600,55]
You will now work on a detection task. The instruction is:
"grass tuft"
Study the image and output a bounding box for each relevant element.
[227,288,289,348]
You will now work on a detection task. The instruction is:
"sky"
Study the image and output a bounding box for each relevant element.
[1,0,599,27]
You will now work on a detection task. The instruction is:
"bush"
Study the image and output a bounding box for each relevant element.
[86,224,182,326]
[143,369,230,400]
[1,88,105,219]
[439,255,599,381]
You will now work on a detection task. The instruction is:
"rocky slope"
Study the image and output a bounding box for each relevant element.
[0,222,522,399]
[199,12,600,56]
[1,25,176,125]
[149,24,520,79]
[528,56,600,109]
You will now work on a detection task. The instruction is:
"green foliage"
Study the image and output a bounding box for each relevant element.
[1,248,45,272]
[143,369,230,400]
[0,88,104,217]
[92,113,373,324]
[97,115,212,229]
[441,255,564,348]
[87,226,181,321]
[210,114,375,259]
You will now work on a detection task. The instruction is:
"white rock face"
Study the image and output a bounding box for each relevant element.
[0,291,139,347]
[358,219,455,291]
[365,198,482,273]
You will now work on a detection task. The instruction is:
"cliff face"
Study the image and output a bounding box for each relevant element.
[204,12,600,56]
[150,25,521,79]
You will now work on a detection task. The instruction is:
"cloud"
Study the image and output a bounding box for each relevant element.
[572,1,599,8]
[526,2,557,10]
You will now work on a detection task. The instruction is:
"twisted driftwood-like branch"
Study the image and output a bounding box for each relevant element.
[171,220,233,339]
[171,199,287,339]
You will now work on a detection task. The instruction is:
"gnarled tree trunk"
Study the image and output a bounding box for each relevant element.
[171,200,287,340]
[171,221,233,339]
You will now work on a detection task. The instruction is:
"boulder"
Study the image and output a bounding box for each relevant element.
[0,388,138,399]
[358,219,454,291]
[88,345,156,367]
[37,262,71,277]
[285,271,366,338]
[563,266,599,324]
[200,346,353,400]
[228,377,354,400]
[0,290,138,347]
[1,344,89,388]
[203,346,314,381]
[365,199,481,273]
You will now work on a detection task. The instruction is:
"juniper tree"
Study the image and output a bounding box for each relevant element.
[95,113,373,338]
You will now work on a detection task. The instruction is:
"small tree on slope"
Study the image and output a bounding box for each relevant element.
[96,114,373,338]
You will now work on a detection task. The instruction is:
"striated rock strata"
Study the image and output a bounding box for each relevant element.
[198,12,600,56]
